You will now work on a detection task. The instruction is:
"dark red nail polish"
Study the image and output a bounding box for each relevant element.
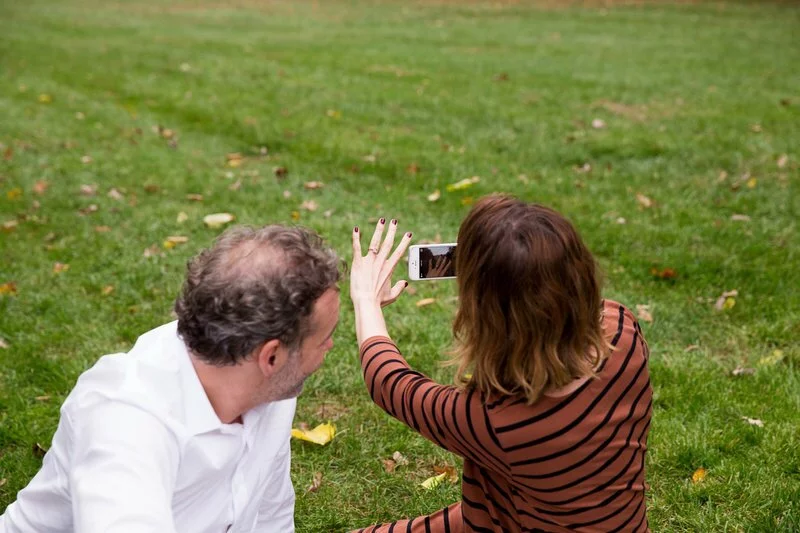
[380,218,385,224]
[404,281,408,287]
[406,232,412,238]
[354,226,359,233]
[392,219,398,225]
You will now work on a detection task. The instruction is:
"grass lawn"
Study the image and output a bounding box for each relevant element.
[1,0,799,530]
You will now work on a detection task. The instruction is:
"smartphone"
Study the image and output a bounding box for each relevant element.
[408,243,457,281]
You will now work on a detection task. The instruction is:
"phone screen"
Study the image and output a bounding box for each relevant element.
[418,244,457,279]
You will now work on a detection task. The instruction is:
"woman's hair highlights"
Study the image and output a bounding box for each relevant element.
[451,195,608,404]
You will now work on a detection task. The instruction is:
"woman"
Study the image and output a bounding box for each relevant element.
[350,195,652,532]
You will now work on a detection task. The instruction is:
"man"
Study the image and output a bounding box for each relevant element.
[0,225,341,533]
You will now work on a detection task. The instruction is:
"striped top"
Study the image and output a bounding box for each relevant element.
[358,300,652,532]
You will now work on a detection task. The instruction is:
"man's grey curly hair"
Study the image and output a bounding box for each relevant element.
[175,225,341,366]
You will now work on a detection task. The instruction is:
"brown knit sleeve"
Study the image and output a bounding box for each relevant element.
[360,337,507,473]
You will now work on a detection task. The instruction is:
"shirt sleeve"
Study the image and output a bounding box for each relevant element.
[68,401,181,533]
[254,437,295,532]
[360,336,507,473]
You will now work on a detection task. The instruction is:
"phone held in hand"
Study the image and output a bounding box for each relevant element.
[408,243,457,281]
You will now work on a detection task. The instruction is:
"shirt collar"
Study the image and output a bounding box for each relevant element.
[172,330,226,436]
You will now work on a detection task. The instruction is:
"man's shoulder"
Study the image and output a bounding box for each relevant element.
[63,321,188,430]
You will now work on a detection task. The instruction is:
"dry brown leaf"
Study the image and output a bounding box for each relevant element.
[101,285,115,296]
[80,184,97,196]
[273,166,288,179]
[203,213,235,229]
[228,179,242,191]
[307,472,323,493]
[732,367,755,376]
[407,162,420,174]
[574,163,592,174]
[186,193,204,202]
[2,220,18,232]
[94,225,111,233]
[0,282,18,296]
[108,188,124,201]
[80,155,92,164]
[163,235,189,249]
[3,146,13,161]
[144,184,161,194]
[301,200,318,212]
[494,72,509,82]
[33,180,49,195]
[591,118,607,129]
[650,267,677,280]
[0,478,6,488]
[433,464,459,484]
[382,459,397,473]
[776,154,788,168]
[392,451,409,466]
[53,262,69,274]
[427,190,441,202]
[143,244,162,258]
[750,124,762,133]
[324,209,333,218]
[78,204,99,216]
[304,181,325,190]
[176,212,189,224]
[416,298,436,307]
[0,338,8,349]
[35,395,50,402]
[730,214,751,222]
[636,193,653,209]
[283,190,292,199]
[635,305,653,323]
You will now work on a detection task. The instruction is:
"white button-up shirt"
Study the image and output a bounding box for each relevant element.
[0,322,296,533]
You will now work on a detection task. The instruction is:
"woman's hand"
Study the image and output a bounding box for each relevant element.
[350,218,413,346]
[350,218,413,308]
[428,256,452,278]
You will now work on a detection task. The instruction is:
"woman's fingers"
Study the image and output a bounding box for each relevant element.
[368,218,386,255]
[381,279,408,307]
[383,231,413,277]
[378,219,398,258]
[352,226,362,257]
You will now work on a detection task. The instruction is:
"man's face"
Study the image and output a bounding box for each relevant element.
[266,288,340,401]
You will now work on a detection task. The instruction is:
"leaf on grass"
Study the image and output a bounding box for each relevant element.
[407,163,420,174]
[80,184,97,196]
[731,367,755,376]
[750,124,762,133]
[229,179,242,191]
[94,225,111,233]
[33,180,49,195]
[446,177,480,192]
[203,213,235,229]
[433,465,459,484]
[53,262,69,274]
[35,395,50,402]
[714,289,738,311]
[746,177,757,189]
[38,94,52,104]
[382,459,397,473]
[427,189,441,202]
[7,187,22,200]
[32,442,48,458]
[2,220,18,232]
[416,298,436,307]
[691,467,707,484]
[421,472,447,490]
[636,193,653,209]
[3,147,12,161]
[186,193,204,202]
[0,282,16,296]
[101,285,115,296]
[0,478,6,488]
[730,214,751,222]
[291,211,300,221]
[226,153,243,168]
[574,163,591,174]
[777,154,788,169]
[143,244,162,258]
[741,416,764,428]
[758,349,785,367]
[392,451,409,466]
[163,235,189,249]
[304,181,325,190]
[591,118,606,129]
[324,209,333,218]
[78,204,99,216]
[461,197,474,206]
[176,212,189,224]
[0,337,9,349]
[326,109,342,119]
[301,200,318,212]
[273,166,288,179]
[80,155,92,164]
[107,188,124,201]
[307,472,323,493]
[635,305,653,323]
[291,422,336,445]
[650,267,677,280]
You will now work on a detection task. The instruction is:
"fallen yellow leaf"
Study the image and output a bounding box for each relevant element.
[759,349,785,367]
[163,235,189,249]
[301,200,318,212]
[427,190,441,202]
[101,285,115,296]
[38,93,52,104]
[176,212,189,224]
[691,467,707,484]
[446,176,480,192]
[291,211,300,221]
[2,220,18,232]
[53,262,70,274]
[203,213,235,229]
[714,289,738,311]
[6,188,22,200]
[326,109,342,119]
[636,193,653,209]
[0,282,18,296]
[421,472,447,490]
[307,471,323,493]
[304,181,325,190]
[635,305,653,323]
[416,298,436,307]
[746,177,757,189]
[291,422,336,445]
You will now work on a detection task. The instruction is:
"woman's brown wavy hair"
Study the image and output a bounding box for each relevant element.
[451,195,608,404]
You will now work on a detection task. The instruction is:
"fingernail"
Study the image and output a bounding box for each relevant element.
[392,219,398,225]
[379,217,385,224]
[354,226,359,233]
[404,281,408,287]
[406,232,412,238]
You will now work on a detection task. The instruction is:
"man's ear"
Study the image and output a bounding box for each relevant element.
[255,339,285,378]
